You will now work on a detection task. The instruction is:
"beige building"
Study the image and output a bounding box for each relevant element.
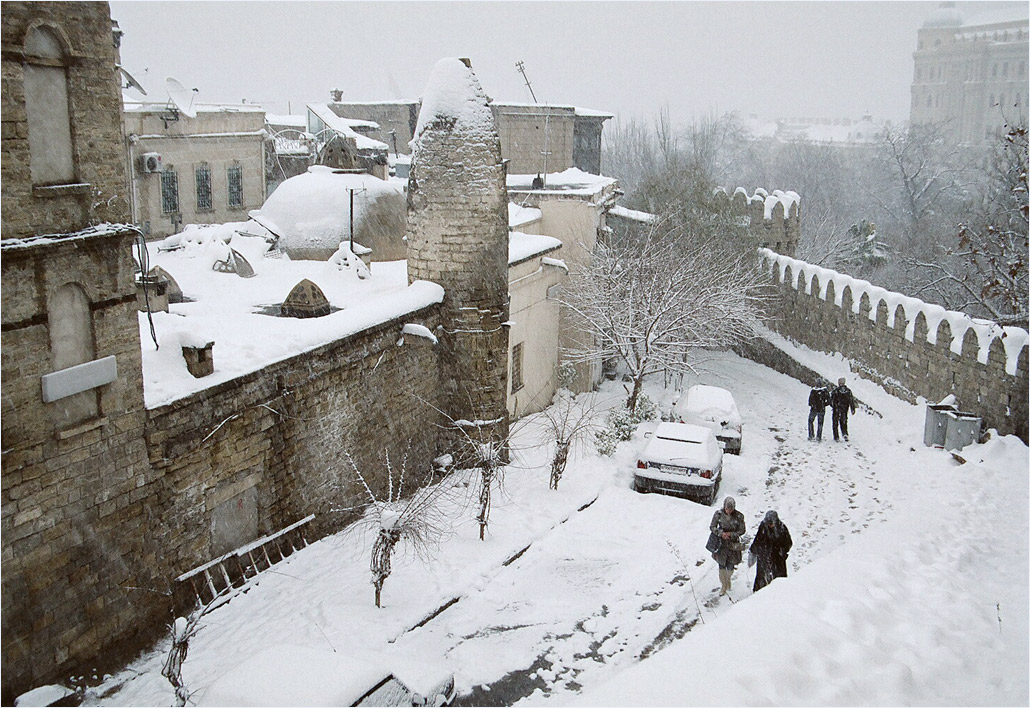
[325,98,612,175]
[506,231,567,416]
[123,101,268,239]
[508,169,620,394]
[910,2,1029,144]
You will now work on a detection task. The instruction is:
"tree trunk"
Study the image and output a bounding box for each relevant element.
[627,375,644,410]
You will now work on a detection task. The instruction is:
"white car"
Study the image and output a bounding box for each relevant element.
[674,384,743,455]
[633,422,723,505]
[198,645,456,707]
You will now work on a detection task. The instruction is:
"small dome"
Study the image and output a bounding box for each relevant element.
[923,2,962,28]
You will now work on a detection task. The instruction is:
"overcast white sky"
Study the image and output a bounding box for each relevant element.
[110,1,1027,125]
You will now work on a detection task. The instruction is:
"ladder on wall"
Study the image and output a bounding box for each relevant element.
[174,514,315,610]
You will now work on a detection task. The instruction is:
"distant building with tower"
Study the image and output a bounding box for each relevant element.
[910,1,1029,144]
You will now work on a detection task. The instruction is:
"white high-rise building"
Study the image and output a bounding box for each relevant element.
[910,2,1028,144]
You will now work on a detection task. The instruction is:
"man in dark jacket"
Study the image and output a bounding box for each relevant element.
[710,496,746,596]
[749,510,792,592]
[807,380,830,441]
[830,376,856,441]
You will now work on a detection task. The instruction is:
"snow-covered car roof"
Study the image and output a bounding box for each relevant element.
[197,644,453,706]
[678,384,742,429]
[640,422,721,469]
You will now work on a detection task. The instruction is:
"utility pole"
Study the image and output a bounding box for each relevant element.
[347,187,366,252]
[515,60,537,103]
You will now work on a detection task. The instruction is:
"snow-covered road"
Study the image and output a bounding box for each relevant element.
[81,345,1028,707]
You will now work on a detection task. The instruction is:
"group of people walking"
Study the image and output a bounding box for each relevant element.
[703,375,857,596]
[708,496,792,594]
[807,376,856,442]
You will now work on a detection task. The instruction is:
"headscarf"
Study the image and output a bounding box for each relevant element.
[762,509,786,537]
[722,496,736,512]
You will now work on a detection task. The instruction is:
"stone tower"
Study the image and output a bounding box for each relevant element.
[406,58,510,454]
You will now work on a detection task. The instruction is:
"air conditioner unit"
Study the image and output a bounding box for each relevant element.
[141,152,162,173]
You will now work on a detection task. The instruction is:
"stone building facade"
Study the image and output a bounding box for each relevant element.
[910,2,1029,144]
[0,1,130,237]
[123,102,268,239]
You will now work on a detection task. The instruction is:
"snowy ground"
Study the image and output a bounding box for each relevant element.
[79,345,1028,707]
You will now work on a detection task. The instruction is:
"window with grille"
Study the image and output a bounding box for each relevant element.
[511,342,524,393]
[160,170,179,214]
[195,166,212,211]
[227,165,243,207]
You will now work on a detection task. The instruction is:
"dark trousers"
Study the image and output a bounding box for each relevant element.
[807,408,825,439]
[832,408,849,440]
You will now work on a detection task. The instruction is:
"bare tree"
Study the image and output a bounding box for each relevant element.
[561,213,769,410]
[345,451,453,607]
[538,372,601,490]
[906,125,1029,326]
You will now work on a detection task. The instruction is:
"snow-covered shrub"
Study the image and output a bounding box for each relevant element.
[557,361,578,390]
[594,394,658,456]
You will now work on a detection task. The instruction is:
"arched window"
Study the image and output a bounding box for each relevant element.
[23,25,75,186]
[48,283,98,424]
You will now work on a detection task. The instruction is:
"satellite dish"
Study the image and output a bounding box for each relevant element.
[165,77,197,118]
[117,65,147,95]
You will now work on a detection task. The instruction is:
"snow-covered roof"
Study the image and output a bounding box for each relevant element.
[489,101,613,119]
[759,248,1029,375]
[251,166,402,253]
[506,168,618,196]
[266,114,307,128]
[307,103,389,151]
[123,100,265,114]
[508,202,542,228]
[509,231,561,266]
[609,205,657,224]
[961,6,1028,28]
[140,225,442,408]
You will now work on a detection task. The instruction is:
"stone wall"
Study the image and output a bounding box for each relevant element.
[406,59,510,452]
[756,250,1029,442]
[2,270,442,701]
[1,228,154,703]
[1,1,130,238]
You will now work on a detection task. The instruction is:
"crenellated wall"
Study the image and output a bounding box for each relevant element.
[714,186,801,257]
[757,249,1029,441]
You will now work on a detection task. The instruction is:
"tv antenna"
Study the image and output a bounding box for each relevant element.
[165,77,198,119]
[515,60,538,103]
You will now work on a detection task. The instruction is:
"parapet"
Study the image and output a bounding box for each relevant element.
[714,186,801,257]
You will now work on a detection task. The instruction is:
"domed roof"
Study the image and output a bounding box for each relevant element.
[922,2,963,28]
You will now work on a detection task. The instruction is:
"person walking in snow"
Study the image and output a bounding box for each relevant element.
[807,380,830,441]
[710,496,746,596]
[830,377,856,442]
[749,510,792,592]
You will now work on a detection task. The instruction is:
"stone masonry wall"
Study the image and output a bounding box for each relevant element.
[1,229,154,703]
[1,2,130,238]
[756,253,1029,442]
[407,59,510,453]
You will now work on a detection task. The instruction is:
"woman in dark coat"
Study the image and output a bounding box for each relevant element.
[750,510,792,592]
[710,496,746,595]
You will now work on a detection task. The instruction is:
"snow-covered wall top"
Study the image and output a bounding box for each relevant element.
[608,205,657,224]
[714,186,801,221]
[759,248,1029,375]
[506,168,618,197]
[413,58,495,144]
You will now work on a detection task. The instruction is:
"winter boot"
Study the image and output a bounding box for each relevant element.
[718,567,731,595]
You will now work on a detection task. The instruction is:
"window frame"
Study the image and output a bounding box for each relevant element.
[227,164,244,208]
[160,169,180,214]
[511,342,525,393]
[195,164,213,211]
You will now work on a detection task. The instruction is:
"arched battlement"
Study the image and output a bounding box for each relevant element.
[824,279,837,305]
[913,311,929,343]
[840,285,855,314]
